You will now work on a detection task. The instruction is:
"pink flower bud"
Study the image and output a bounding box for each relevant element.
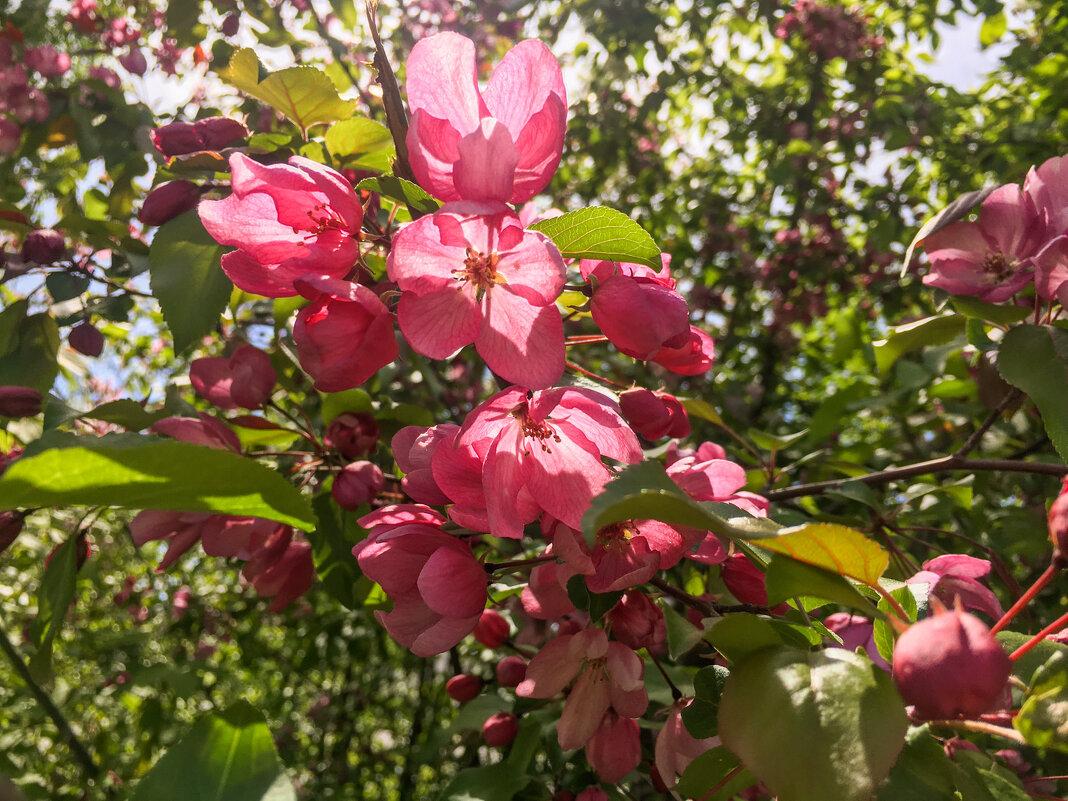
[606,590,666,652]
[446,674,483,703]
[118,47,147,75]
[139,180,201,226]
[619,388,690,440]
[21,228,65,264]
[325,412,379,459]
[0,386,42,418]
[495,656,527,687]
[0,118,21,155]
[473,609,509,648]
[576,791,608,801]
[892,609,1011,720]
[585,713,641,782]
[151,116,248,156]
[482,712,519,747]
[652,325,716,376]
[721,553,770,606]
[190,345,276,410]
[221,12,240,36]
[1049,477,1068,562]
[25,46,70,78]
[331,461,385,510]
[69,322,104,357]
[0,510,26,554]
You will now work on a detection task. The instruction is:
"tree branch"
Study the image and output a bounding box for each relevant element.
[364,1,414,182]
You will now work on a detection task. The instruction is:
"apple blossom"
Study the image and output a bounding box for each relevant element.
[405,32,566,203]
[585,713,641,782]
[325,412,379,459]
[331,461,385,510]
[387,201,566,388]
[618,387,690,440]
[906,554,1003,622]
[654,700,718,787]
[190,344,277,410]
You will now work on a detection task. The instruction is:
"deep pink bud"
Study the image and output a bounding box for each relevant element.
[0,386,42,418]
[221,12,240,36]
[892,609,1011,720]
[325,412,379,459]
[606,590,666,651]
[0,510,26,554]
[482,712,519,747]
[473,609,509,648]
[190,344,276,410]
[619,388,690,440]
[21,228,65,264]
[150,121,199,156]
[446,674,483,703]
[1049,477,1068,562]
[576,789,608,801]
[721,553,769,606]
[68,322,104,357]
[331,461,385,510]
[25,46,70,78]
[496,656,527,687]
[139,180,201,226]
[194,116,248,150]
[151,116,248,156]
[293,276,398,392]
[118,47,147,75]
[585,713,641,782]
[652,325,716,376]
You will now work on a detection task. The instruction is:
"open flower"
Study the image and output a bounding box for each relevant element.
[405,32,566,203]
[388,202,566,388]
[199,153,362,297]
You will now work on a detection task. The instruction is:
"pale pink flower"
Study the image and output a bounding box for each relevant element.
[654,700,718,787]
[387,202,566,388]
[517,628,647,750]
[450,386,642,539]
[581,257,691,360]
[667,452,768,517]
[1033,234,1068,304]
[824,612,889,671]
[405,32,566,203]
[199,153,362,297]
[521,554,578,620]
[922,183,1046,302]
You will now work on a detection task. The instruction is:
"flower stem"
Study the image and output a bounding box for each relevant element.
[1009,608,1068,662]
[991,563,1059,635]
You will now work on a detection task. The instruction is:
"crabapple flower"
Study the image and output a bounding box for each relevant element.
[824,613,890,671]
[292,275,397,392]
[130,509,215,570]
[473,609,510,648]
[331,461,385,510]
[239,525,315,612]
[387,202,566,388]
[922,183,1046,302]
[618,387,690,440]
[581,257,691,361]
[190,344,276,410]
[606,590,666,652]
[151,117,249,156]
[1033,235,1068,305]
[450,386,642,539]
[392,424,460,505]
[325,412,379,459]
[521,555,578,619]
[517,628,648,750]
[651,325,716,375]
[906,554,1003,622]
[654,700,718,787]
[353,520,486,656]
[585,713,641,782]
[667,449,768,518]
[1024,152,1068,238]
[150,413,241,452]
[405,32,566,203]
[199,153,362,297]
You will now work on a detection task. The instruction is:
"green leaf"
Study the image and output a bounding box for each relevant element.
[0,312,59,392]
[325,117,395,172]
[979,11,1007,47]
[0,432,315,531]
[718,646,908,801]
[705,613,816,662]
[749,428,809,452]
[873,583,920,665]
[27,534,80,680]
[876,725,957,801]
[764,555,880,616]
[663,602,706,659]
[356,176,440,215]
[436,763,531,801]
[528,206,661,269]
[320,388,373,424]
[682,665,730,739]
[996,630,1068,684]
[149,211,231,353]
[0,298,28,358]
[758,523,889,585]
[306,495,365,609]
[675,746,755,800]
[45,398,168,432]
[951,751,1031,801]
[131,700,295,801]
[226,48,357,132]
[45,271,90,302]
[873,315,965,374]
[680,397,722,425]
[1014,650,1068,752]
[950,296,1031,326]
[997,324,1068,462]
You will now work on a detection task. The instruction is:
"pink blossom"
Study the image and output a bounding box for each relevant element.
[824,612,889,671]
[325,412,379,459]
[667,452,768,518]
[201,516,284,560]
[450,386,642,539]
[331,461,385,510]
[392,424,459,505]
[130,509,215,570]
[1024,152,1068,238]
[581,257,691,360]
[199,153,362,298]
[516,628,647,750]
[654,700,718,787]
[605,590,666,652]
[585,712,641,782]
[619,387,690,440]
[651,325,716,376]
[25,46,70,78]
[521,555,578,619]
[354,521,486,656]
[292,275,397,391]
[239,525,315,612]
[922,184,1046,302]
[190,344,276,410]
[405,32,566,203]
[472,608,510,647]
[150,413,241,452]
[387,202,566,388]
[907,554,1003,622]
[1033,235,1068,305]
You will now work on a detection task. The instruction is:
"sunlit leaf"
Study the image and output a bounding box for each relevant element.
[528,206,661,269]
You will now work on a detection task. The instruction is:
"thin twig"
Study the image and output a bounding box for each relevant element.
[924,717,1027,744]
[953,388,1023,459]
[764,456,1068,502]
[0,619,102,781]
[364,1,414,182]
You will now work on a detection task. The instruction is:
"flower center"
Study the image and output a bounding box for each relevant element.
[455,248,505,297]
[981,249,1013,281]
[512,402,562,454]
[596,521,637,552]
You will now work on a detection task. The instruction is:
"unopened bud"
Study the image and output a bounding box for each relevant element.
[139,180,201,226]
[21,228,65,264]
[619,387,691,440]
[331,461,385,511]
[482,712,519,747]
[1049,477,1068,565]
[69,322,104,357]
[446,674,483,703]
[325,412,379,459]
[0,510,26,554]
[472,609,509,648]
[495,656,526,688]
[0,386,42,418]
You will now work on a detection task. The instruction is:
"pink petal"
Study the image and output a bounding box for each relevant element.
[397,289,480,359]
[495,230,567,303]
[218,250,299,298]
[405,33,486,136]
[483,426,539,539]
[406,111,464,202]
[452,119,519,203]
[417,543,486,618]
[189,357,237,409]
[477,289,564,389]
[517,633,585,699]
[558,669,611,750]
[922,554,991,579]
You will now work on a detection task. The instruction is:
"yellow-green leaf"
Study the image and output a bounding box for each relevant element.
[754,523,889,585]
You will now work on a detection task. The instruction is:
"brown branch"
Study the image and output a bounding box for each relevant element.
[764,456,1067,502]
[953,388,1023,459]
[364,1,414,182]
